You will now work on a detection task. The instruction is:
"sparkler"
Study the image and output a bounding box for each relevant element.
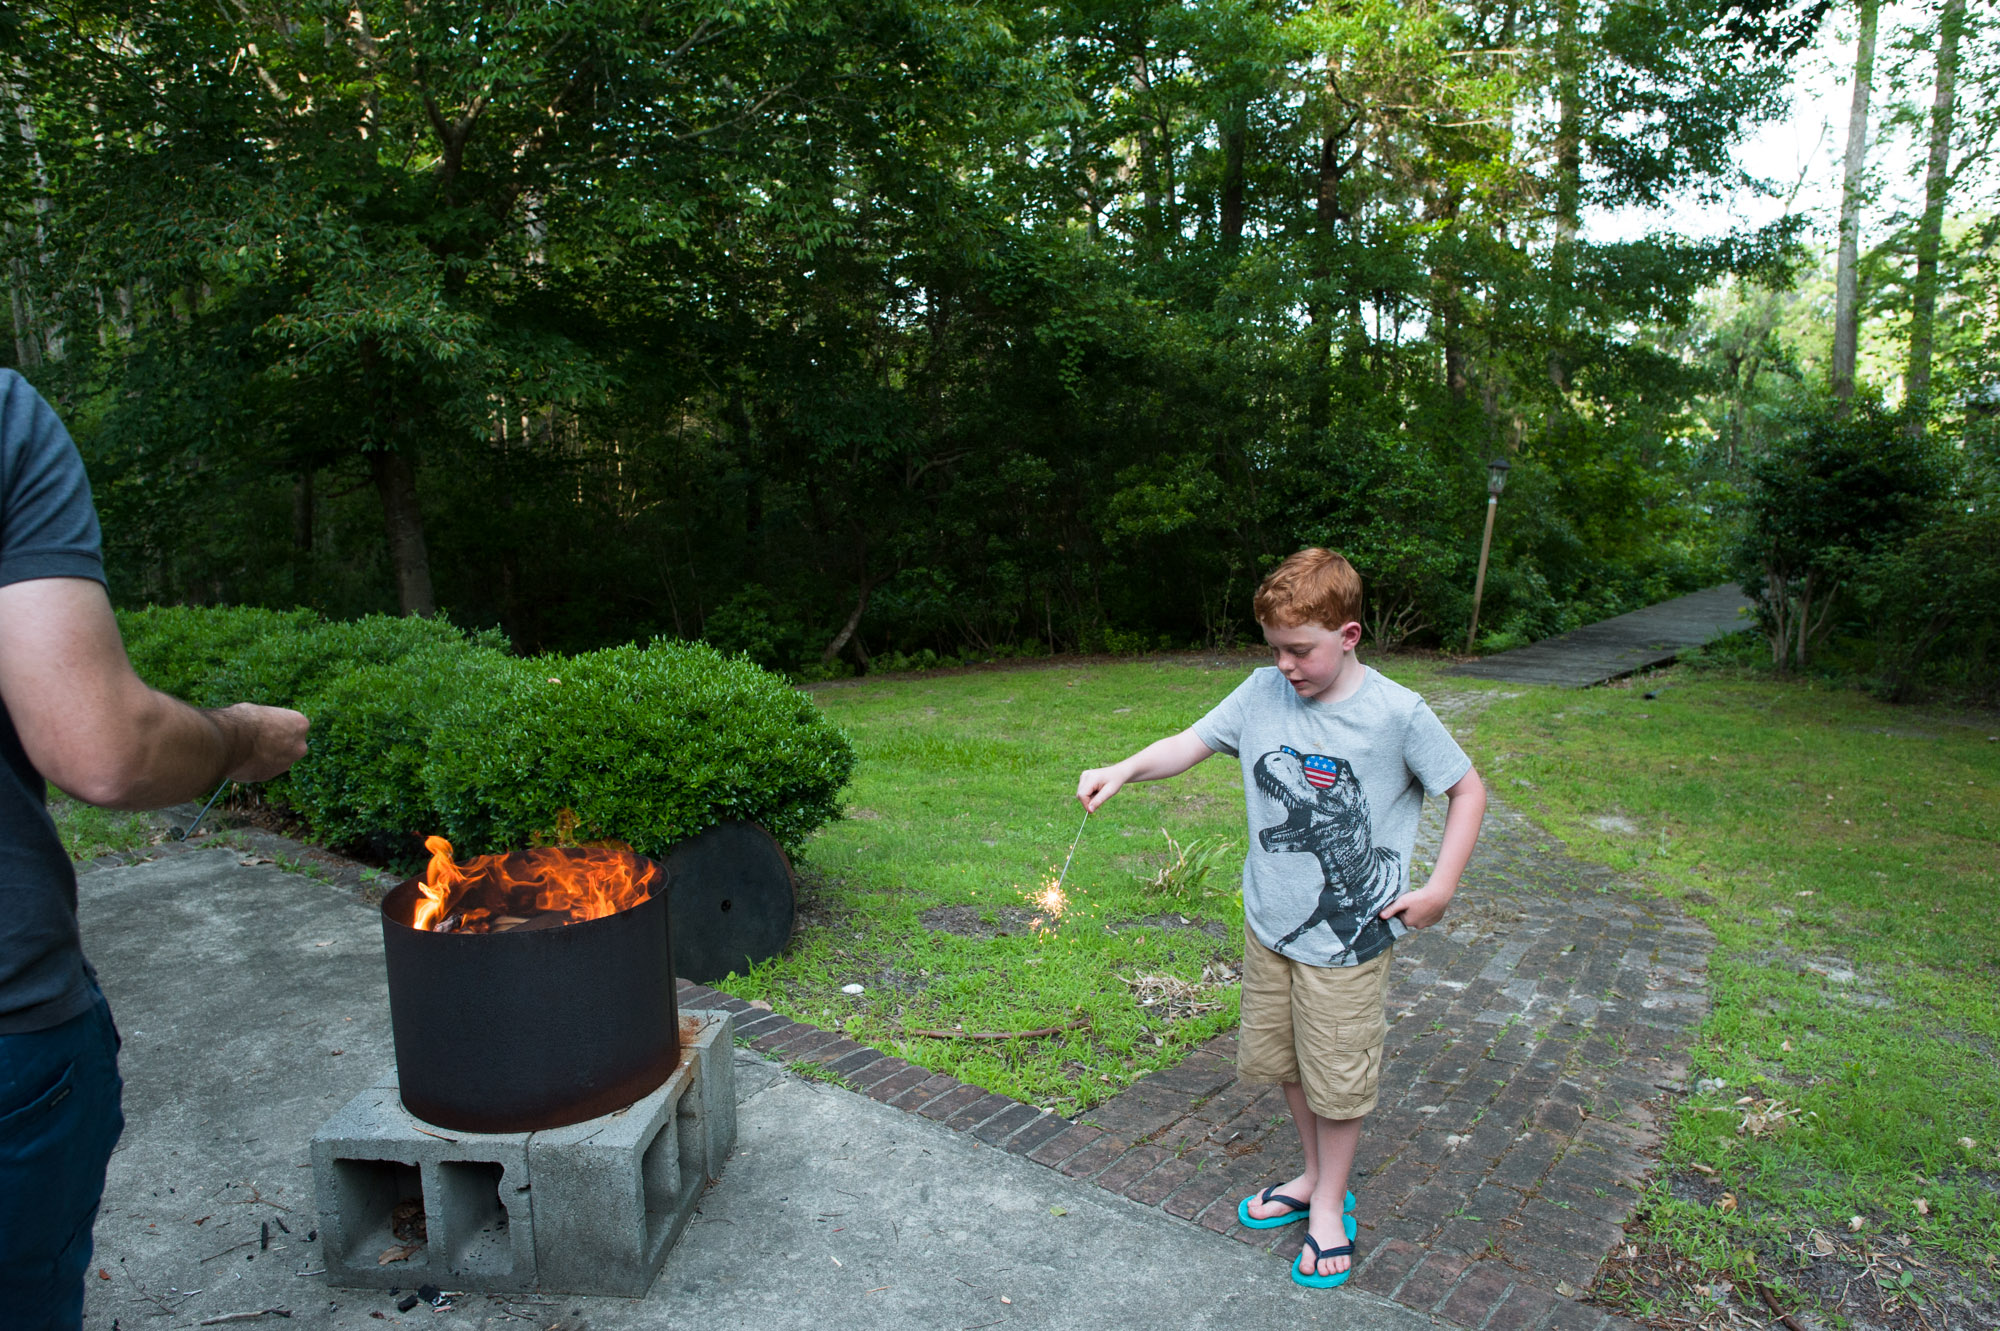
[1024,807,1091,927]
[1052,806,1090,897]
[175,780,231,842]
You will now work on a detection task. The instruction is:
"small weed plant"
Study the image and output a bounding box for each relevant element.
[1138,830,1236,907]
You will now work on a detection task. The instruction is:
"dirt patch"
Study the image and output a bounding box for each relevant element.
[793,865,858,934]
[1105,913,1232,941]
[1663,1167,1732,1209]
[919,903,1044,939]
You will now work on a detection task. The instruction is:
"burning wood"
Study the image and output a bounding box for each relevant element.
[407,836,662,934]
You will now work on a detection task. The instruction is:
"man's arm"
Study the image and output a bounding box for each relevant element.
[0,578,309,809]
[1076,728,1215,812]
[1378,765,1486,931]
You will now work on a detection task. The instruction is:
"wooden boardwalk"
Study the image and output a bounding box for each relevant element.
[1449,584,1752,688]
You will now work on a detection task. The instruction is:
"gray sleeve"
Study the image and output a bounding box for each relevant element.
[1190,672,1257,759]
[1405,699,1472,797]
[0,373,105,589]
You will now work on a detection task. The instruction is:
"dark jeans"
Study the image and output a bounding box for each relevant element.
[0,990,124,1331]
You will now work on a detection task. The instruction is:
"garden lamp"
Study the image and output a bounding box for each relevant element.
[1466,459,1511,651]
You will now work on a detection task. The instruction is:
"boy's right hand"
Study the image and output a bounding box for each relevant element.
[1077,765,1126,812]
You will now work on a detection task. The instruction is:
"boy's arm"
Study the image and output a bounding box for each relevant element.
[1378,765,1486,931]
[1077,728,1215,812]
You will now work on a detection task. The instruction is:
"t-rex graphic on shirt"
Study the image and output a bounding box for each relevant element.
[1254,746,1402,964]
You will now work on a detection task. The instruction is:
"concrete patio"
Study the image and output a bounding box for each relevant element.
[75,845,1444,1331]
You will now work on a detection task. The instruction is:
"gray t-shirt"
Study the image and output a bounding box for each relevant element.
[0,369,107,1033]
[1194,666,1471,968]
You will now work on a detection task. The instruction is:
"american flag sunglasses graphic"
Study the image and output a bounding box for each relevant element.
[1280,746,1343,789]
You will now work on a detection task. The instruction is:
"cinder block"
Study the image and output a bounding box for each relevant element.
[311,1010,736,1298]
[310,1087,536,1291]
[528,1013,733,1296]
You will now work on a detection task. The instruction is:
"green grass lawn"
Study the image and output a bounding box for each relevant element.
[1475,658,2000,1320]
[752,645,1997,1321]
[49,794,167,861]
[723,651,1460,1115]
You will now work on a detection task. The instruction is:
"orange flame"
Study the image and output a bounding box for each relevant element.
[413,835,472,930]
[408,836,660,934]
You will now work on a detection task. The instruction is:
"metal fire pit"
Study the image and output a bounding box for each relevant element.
[380,849,680,1133]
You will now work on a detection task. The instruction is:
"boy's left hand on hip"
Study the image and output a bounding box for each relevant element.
[1380,883,1453,931]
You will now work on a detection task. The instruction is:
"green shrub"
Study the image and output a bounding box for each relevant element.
[119,605,321,702]
[277,643,516,849]
[1853,507,2000,703]
[424,641,856,857]
[1730,404,1949,672]
[113,607,855,861]
[215,614,509,710]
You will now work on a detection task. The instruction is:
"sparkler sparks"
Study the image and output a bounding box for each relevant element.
[1025,871,1070,927]
[1021,807,1091,931]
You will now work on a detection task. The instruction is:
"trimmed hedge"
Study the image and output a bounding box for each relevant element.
[117,607,856,861]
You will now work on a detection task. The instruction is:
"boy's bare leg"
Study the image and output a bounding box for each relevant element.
[1244,1082,1322,1220]
[1304,1112,1362,1276]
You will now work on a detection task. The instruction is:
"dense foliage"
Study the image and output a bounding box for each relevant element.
[3,1,1991,682]
[1731,404,1949,672]
[1,0,1800,662]
[116,607,856,860]
[1724,397,1999,698]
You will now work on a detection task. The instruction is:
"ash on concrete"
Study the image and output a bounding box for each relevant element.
[76,848,1441,1331]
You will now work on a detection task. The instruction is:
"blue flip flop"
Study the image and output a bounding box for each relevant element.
[1290,1213,1360,1289]
[1237,1187,1358,1229]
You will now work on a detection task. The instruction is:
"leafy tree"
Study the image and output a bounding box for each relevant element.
[1732,403,1948,671]
[0,0,1898,672]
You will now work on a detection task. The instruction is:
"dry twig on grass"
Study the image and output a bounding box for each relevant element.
[1120,961,1239,1021]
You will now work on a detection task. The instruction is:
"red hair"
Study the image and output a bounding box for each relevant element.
[1253,549,1362,629]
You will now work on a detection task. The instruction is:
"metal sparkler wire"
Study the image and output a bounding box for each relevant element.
[176,780,231,842]
[1051,806,1091,896]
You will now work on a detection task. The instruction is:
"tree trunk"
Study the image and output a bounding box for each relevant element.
[1831,0,1879,410]
[1308,128,1347,434]
[1429,185,1468,405]
[369,449,437,616]
[1220,97,1246,258]
[822,579,870,664]
[293,468,315,552]
[8,276,39,369]
[6,71,55,367]
[1904,0,1963,425]
[1134,52,1164,257]
[1547,0,1582,394]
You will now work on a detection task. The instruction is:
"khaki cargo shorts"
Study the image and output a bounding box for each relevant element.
[1237,922,1392,1120]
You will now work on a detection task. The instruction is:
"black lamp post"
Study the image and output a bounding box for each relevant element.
[1466,458,1511,651]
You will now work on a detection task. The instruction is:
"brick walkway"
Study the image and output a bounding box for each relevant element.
[681,689,1713,1331]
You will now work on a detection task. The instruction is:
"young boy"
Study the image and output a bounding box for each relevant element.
[1076,548,1486,1288]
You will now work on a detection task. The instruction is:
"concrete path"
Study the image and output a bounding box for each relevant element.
[75,848,1440,1331]
[1449,585,1752,687]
